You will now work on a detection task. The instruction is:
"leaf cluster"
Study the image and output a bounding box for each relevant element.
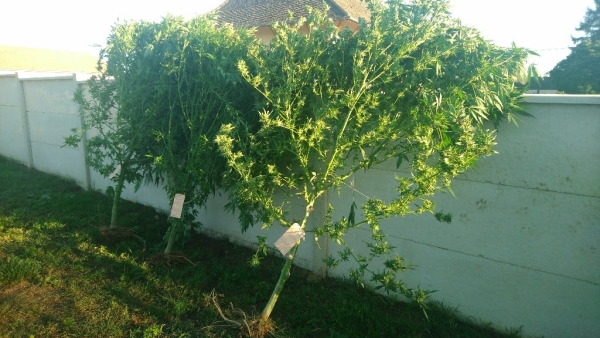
[68,15,259,244]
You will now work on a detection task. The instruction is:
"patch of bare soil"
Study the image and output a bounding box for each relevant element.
[146,252,195,268]
[99,227,146,250]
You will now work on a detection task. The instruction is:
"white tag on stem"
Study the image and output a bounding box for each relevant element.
[108,164,122,179]
[274,223,305,256]
[170,193,185,219]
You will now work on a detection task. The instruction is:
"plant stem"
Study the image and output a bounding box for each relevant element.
[260,200,315,321]
[164,218,179,254]
[110,168,127,229]
[260,242,300,322]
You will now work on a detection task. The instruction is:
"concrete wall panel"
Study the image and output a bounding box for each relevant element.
[0,74,21,106]
[27,111,80,146]
[330,170,600,283]
[323,95,600,338]
[0,105,28,163]
[29,142,87,186]
[22,78,78,115]
[327,235,600,338]
[461,98,600,198]
[89,167,171,212]
[0,75,29,164]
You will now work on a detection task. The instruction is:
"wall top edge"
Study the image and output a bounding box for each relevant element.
[0,70,96,82]
[4,71,600,107]
[523,94,600,105]
[20,75,76,81]
[0,71,18,78]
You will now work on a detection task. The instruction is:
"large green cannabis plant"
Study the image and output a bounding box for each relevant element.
[216,0,535,322]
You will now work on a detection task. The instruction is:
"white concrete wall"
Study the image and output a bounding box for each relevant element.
[325,94,600,338]
[0,71,92,188]
[0,73,30,165]
[0,73,598,338]
[21,75,89,187]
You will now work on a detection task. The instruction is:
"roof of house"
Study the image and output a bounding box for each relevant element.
[212,0,370,28]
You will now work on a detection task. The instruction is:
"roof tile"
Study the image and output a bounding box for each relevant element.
[213,0,369,27]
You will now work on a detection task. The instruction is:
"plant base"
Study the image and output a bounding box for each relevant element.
[99,226,139,243]
[206,290,276,338]
[146,252,194,268]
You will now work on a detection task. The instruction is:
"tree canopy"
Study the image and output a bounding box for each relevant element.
[549,0,600,94]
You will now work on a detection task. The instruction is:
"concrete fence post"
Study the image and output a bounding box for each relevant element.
[75,75,92,191]
[17,75,34,169]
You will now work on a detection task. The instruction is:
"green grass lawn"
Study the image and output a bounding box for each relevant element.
[0,155,528,338]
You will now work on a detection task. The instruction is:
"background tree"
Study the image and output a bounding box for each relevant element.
[549,0,600,93]
[217,0,535,325]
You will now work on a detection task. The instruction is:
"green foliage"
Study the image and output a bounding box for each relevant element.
[72,15,258,248]
[573,0,600,43]
[216,0,534,319]
[550,0,600,93]
[137,16,258,253]
[103,16,258,253]
[250,235,269,267]
[70,33,158,182]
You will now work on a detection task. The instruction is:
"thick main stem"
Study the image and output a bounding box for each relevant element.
[110,169,127,229]
[260,242,300,322]
[164,218,179,254]
[260,199,315,321]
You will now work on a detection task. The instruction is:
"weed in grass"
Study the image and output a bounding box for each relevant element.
[139,324,165,338]
[62,316,76,329]
[0,255,41,285]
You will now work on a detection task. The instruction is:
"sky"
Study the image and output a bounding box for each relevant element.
[0,0,595,75]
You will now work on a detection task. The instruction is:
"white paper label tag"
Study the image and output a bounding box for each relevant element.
[170,194,185,219]
[108,164,122,179]
[274,223,305,256]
